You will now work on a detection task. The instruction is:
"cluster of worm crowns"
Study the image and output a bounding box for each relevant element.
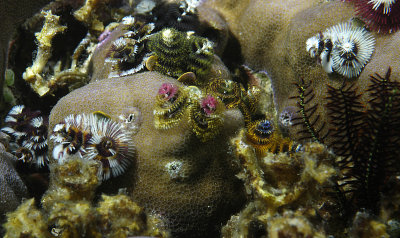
[153,74,280,147]
[1,105,49,168]
[50,113,135,181]
[346,0,400,33]
[306,21,376,78]
[153,82,224,142]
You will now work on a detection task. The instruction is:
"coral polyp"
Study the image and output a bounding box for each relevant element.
[154,83,189,129]
[188,95,224,142]
[82,116,135,181]
[245,119,303,155]
[306,22,375,78]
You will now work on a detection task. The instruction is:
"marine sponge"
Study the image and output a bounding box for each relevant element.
[96,193,169,237]
[232,129,337,216]
[5,156,168,238]
[224,132,339,237]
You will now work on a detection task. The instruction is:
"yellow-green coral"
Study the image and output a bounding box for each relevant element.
[266,211,326,238]
[232,130,337,216]
[47,200,97,238]
[3,198,50,238]
[74,0,104,32]
[223,131,340,237]
[97,194,169,237]
[42,157,100,207]
[4,157,169,238]
[22,10,98,97]
[23,10,67,96]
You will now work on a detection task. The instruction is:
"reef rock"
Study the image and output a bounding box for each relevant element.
[0,133,29,236]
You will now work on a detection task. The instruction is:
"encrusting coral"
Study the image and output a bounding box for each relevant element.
[222,131,339,237]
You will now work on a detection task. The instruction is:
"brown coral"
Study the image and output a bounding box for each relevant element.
[3,198,50,238]
[48,71,246,237]
[205,0,400,147]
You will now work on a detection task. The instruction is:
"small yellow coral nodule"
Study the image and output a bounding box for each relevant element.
[3,198,50,238]
[153,82,188,129]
